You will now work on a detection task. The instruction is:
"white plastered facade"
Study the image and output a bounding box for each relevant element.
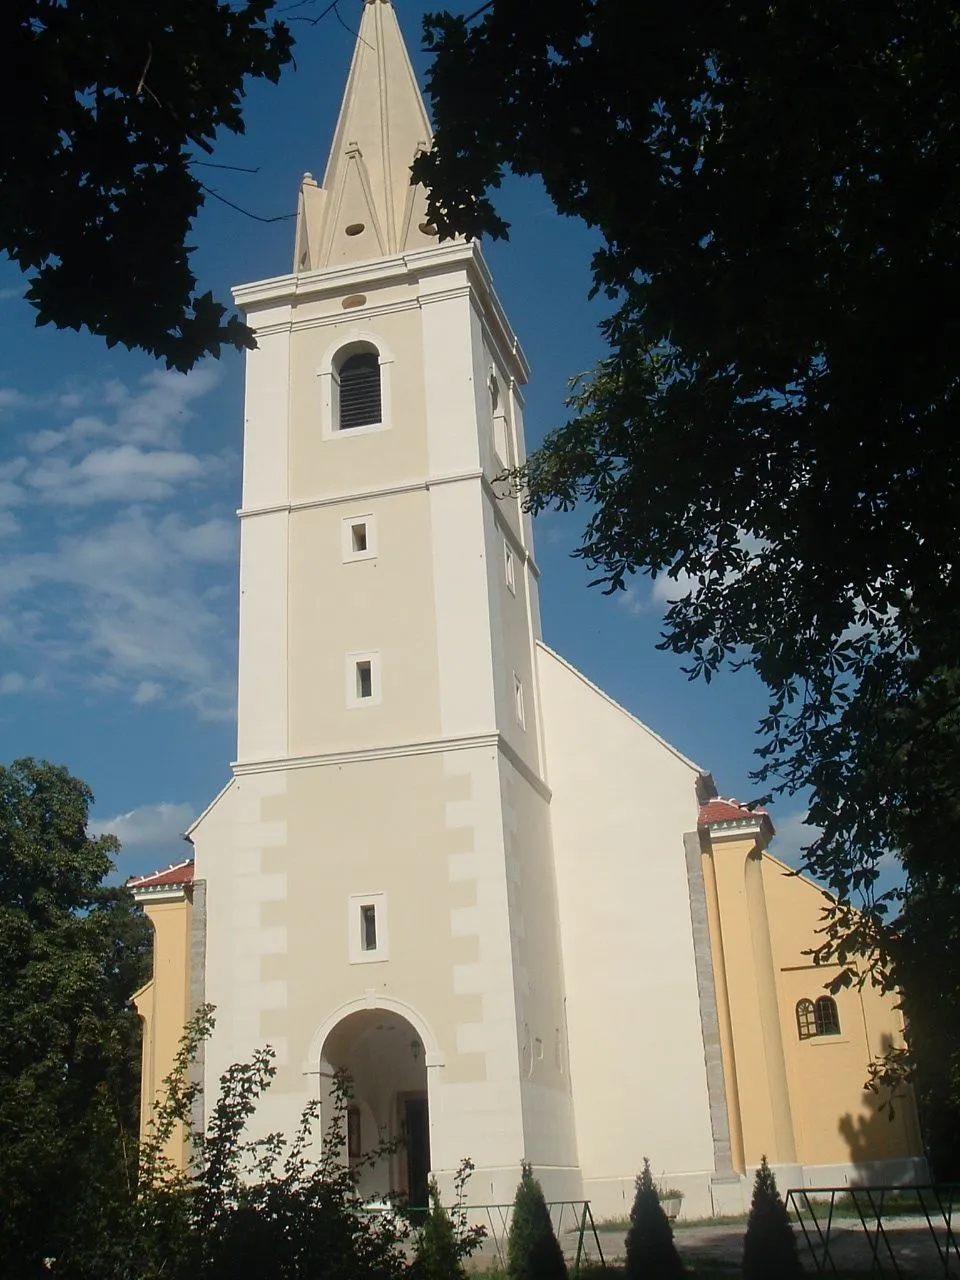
[185,0,923,1222]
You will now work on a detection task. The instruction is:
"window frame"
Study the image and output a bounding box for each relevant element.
[797,994,842,1040]
[348,892,388,964]
[346,650,382,708]
[341,513,377,563]
[318,333,394,440]
[504,541,516,594]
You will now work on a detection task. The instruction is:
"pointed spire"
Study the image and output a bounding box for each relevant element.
[294,0,439,273]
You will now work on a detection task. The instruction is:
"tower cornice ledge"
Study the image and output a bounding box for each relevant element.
[231,731,551,800]
[232,240,531,383]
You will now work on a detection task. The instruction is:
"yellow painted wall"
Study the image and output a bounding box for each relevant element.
[704,825,922,1173]
[761,852,922,1169]
[133,891,193,1171]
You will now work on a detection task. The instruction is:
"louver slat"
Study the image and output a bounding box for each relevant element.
[339,353,382,429]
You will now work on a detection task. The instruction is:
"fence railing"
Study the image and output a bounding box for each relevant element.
[785,1184,960,1277]
[426,1200,606,1275]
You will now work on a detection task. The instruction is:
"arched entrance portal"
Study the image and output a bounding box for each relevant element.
[321,1009,430,1207]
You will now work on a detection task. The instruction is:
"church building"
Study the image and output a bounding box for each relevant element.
[131,0,924,1219]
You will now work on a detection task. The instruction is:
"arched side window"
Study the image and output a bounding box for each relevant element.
[796,998,817,1040]
[797,995,842,1039]
[489,367,510,464]
[337,350,381,430]
[814,995,841,1036]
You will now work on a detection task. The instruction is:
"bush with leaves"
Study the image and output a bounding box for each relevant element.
[507,1161,567,1280]
[132,1006,411,1280]
[741,1156,803,1280]
[624,1158,685,1280]
[412,1162,486,1280]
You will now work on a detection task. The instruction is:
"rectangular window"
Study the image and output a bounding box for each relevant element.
[346,651,381,707]
[341,513,377,562]
[514,674,525,728]
[360,904,377,951]
[348,892,388,963]
[505,543,516,594]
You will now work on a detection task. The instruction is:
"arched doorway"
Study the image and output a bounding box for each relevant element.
[321,1009,431,1208]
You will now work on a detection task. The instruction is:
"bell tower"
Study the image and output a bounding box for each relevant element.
[193,0,581,1205]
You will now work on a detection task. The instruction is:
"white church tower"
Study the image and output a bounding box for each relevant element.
[191,0,581,1206]
[144,2,924,1216]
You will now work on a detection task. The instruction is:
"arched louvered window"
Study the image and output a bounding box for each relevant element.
[814,995,841,1036]
[796,999,817,1040]
[337,350,381,430]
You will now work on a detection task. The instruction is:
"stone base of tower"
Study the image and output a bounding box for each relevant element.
[432,1163,583,1211]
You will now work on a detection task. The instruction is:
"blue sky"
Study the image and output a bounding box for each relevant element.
[0,0,812,881]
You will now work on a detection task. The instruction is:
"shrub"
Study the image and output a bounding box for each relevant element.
[624,1157,685,1280]
[133,1009,410,1280]
[413,1164,485,1280]
[742,1156,804,1280]
[507,1161,567,1280]
[413,1179,463,1280]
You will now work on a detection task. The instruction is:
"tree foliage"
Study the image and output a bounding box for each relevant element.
[2,0,293,369]
[129,1010,414,1280]
[0,758,152,1279]
[624,1158,684,1280]
[507,1161,567,1280]
[416,0,960,1155]
[741,1157,803,1280]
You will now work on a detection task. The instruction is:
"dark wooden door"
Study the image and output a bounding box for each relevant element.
[403,1095,430,1211]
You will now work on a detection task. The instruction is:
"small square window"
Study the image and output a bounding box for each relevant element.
[360,904,377,951]
[341,513,377,562]
[505,543,516,594]
[514,674,525,728]
[356,660,372,700]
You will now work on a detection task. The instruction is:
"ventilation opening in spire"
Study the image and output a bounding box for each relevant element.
[338,351,382,429]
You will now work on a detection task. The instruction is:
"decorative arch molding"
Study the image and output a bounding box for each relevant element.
[304,993,445,1075]
[318,328,397,376]
[317,327,396,440]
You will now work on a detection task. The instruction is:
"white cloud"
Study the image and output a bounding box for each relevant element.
[616,584,649,616]
[770,807,822,867]
[133,680,164,704]
[0,506,238,717]
[0,388,30,410]
[90,801,196,851]
[651,568,699,604]
[0,361,238,719]
[27,445,207,505]
[0,671,44,695]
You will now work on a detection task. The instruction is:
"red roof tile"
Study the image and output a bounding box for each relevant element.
[128,859,194,891]
[699,798,773,832]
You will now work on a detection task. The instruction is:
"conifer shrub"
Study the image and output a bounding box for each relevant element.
[507,1161,567,1280]
[413,1180,463,1280]
[741,1156,804,1279]
[412,1165,485,1280]
[624,1158,685,1280]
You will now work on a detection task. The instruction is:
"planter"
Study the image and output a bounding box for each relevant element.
[661,1196,683,1221]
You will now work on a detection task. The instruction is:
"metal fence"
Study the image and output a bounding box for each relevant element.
[785,1184,960,1277]
[454,1200,606,1275]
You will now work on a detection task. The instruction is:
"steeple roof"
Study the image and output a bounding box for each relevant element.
[294,0,439,272]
